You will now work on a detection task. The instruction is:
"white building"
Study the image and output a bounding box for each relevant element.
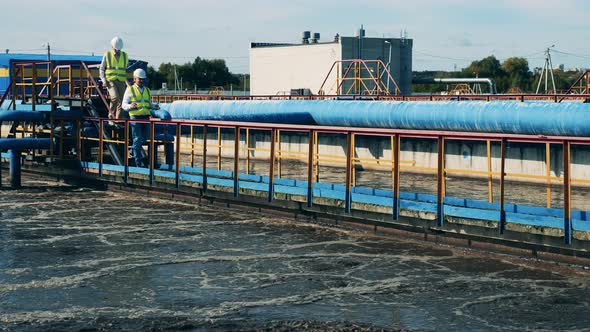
[249,30,413,96]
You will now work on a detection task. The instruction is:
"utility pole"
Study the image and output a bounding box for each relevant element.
[535,45,557,94]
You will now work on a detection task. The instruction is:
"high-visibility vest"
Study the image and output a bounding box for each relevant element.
[128,85,152,117]
[104,50,128,82]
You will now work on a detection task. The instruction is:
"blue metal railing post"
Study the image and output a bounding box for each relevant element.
[499,138,507,234]
[268,128,276,202]
[392,135,400,220]
[202,125,208,193]
[123,120,129,184]
[436,136,445,227]
[98,119,103,177]
[307,130,314,207]
[563,140,572,245]
[175,122,181,189]
[149,121,155,186]
[8,149,21,188]
[233,126,240,197]
[345,132,353,213]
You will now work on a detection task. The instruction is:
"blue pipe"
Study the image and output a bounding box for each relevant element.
[8,150,20,188]
[163,100,590,137]
[0,111,46,122]
[0,138,50,188]
[0,138,51,150]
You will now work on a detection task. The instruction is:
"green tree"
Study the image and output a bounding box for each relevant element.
[463,55,508,92]
[501,57,532,92]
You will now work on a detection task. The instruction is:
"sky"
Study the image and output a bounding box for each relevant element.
[3,0,590,74]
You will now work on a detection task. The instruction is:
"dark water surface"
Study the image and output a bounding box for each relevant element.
[1,177,590,331]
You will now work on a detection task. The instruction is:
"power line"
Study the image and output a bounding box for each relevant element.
[413,50,471,61]
[552,49,590,60]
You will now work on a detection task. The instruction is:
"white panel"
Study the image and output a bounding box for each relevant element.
[250,43,341,96]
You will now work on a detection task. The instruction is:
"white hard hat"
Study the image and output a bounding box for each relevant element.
[133,68,147,79]
[111,36,123,50]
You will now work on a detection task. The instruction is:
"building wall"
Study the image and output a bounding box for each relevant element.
[250,43,341,96]
[340,37,412,95]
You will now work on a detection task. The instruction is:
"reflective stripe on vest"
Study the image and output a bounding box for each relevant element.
[105,50,128,82]
[128,85,151,117]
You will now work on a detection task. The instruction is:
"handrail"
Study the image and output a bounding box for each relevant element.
[151,93,590,103]
[76,115,590,245]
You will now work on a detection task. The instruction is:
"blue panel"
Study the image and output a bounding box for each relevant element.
[239,173,262,182]
[400,199,437,213]
[444,197,467,207]
[516,205,563,218]
[179,173,203,183]
[275,185,307,196]
[374,189,394,198]
[314,183,333,191]
[332,184,346,192]
[445,205,499,221]
[295,180,308,188]
[416,193,437,203]
[240,181,268,192]
[573,219,590,231]
[353,187,374,195]
[352,192,392,206]
[466,200,500,211]
[274,178,296,187]
[400,192,417,200]
[165,100,590,136]
[506,212,562,228]
[207,169,233,178]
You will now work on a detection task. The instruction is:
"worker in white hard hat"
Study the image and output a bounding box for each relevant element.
[99,36,129,124]
[121,68,159,167]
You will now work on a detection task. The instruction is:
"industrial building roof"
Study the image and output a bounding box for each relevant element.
[0,53,104,68]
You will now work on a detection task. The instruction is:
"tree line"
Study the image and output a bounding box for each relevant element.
[146,57,248,91]
[413,55,582,94]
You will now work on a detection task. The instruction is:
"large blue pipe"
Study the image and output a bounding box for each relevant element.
[163,100,590,137]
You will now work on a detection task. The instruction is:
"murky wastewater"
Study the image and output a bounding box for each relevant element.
[1,176,590,331]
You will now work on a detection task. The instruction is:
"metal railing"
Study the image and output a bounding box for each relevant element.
[151,93,590,103]
[69,117,590,245]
